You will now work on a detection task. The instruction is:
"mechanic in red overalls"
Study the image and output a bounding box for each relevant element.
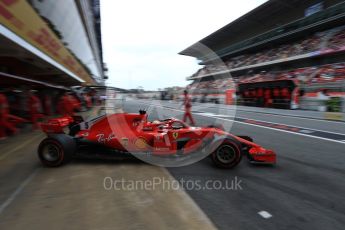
[60,92,76,116]
[28,91,44,130]
[257,87,264,107]
[264,88,272,107]
[43,94,52,116]
[182,90,195,126]
[250,88,256,106]
[0,92,27,138]
[69,93,81,113]
[56,95,64,114]
[243,89,250,106]
[0,92,11,139]
[281,87,291,109]
[273,86,280,107]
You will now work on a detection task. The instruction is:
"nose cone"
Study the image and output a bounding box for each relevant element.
[249,147,276,164]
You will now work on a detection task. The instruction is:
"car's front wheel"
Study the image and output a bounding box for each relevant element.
[211,140,242,169]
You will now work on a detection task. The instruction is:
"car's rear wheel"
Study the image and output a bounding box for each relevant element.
[212,140,242,169]
[38,135,75,167]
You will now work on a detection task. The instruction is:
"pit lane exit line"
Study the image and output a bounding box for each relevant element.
[0,169,39,215]
[197,112,345,136]
[152,100,344,124]
[139,102,345,145]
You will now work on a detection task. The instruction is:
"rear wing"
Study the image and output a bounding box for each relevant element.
[40,116,73,134]
[40,116,84,134]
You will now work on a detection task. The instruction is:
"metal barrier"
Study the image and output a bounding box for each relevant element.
[299,98,328,111]
[300,97,345,121]
[300,97,344,112]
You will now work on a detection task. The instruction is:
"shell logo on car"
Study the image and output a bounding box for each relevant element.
[134,138,148,149]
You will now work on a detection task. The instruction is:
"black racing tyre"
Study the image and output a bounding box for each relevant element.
[211,139,242,169]
[38,135,76,167]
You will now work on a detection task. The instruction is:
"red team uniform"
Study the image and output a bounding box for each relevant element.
[28,93,44,130]
[0,93,27,138]
[183,92,195,126]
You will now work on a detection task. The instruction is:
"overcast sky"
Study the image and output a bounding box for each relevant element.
[101,0,267,90]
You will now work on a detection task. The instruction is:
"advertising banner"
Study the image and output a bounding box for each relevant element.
[0,0,94,84]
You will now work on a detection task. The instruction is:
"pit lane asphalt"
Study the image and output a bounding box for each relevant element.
[1,101,344,230]
[124,99,345,230]
[0,107,216,230]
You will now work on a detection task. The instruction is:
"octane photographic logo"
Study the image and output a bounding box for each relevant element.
[103,176,243,191]
[104,42,237,167]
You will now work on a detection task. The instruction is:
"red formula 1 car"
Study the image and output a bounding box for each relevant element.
[37,110,276,168]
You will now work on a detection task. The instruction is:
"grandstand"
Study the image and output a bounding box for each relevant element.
[179,0,345,110]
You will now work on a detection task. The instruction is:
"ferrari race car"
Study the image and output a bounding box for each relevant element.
[37,110,276,168]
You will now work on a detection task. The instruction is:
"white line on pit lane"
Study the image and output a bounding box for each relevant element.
[138,102,345,145]
[197,112,233,118]
[258,211,273,219]
[235,116,345,136]
[142,102,345,137]
[150,100,344,124]
[193,112,345,136]
[0,169,39,215]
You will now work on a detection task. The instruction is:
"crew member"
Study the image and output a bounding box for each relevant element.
[0,92,11,139]
[59,92,76,116]
[257,87,264,107]
[243,89,250,106]
[43,94,52,116]
[273,86,281,108]
[281,87,291,109]
[264,88,272,107]
[182,90,195,126]
[250,88,257,106]
[0,92,27,139]
[28,91,44,130]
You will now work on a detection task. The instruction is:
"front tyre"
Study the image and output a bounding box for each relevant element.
[211,140,242,169]
[38,135,75,167]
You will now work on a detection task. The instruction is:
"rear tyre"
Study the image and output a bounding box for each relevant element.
[211,140,242,169]
[38,135,76,167]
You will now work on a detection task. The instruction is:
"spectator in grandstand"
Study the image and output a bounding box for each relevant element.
[182,90,195,126]
[193,26,345,78]
[327,29,345,51]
